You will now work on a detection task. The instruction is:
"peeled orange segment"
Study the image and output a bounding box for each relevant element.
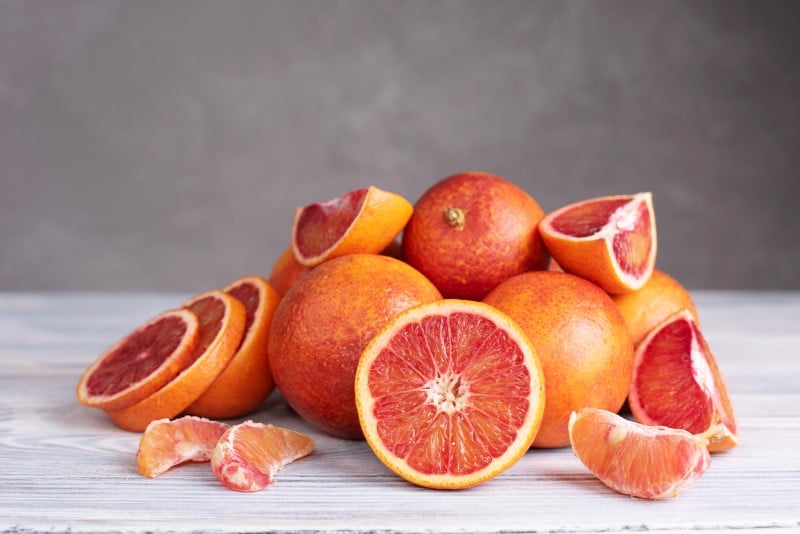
[628,309,738,452]
[355,299,546,490]
[106,291,246,432]
[186,276,280,419]
[76,309,199,411]
[210,421,315,492]
[136,416,230,478]
[568,408,711,500]
[539,192,657,294]
[291,185,413,267]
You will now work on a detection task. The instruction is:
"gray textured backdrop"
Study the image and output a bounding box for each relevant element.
[2,0,799,291]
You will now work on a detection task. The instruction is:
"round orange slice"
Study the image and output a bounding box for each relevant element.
[569,407,711,500]
[211,421,315,492]
[291,185,413,267]
[539,192,657,294]
[105,290,246,432]
[76,308,199,411]
[355,299,545,490]
[186,275,281,419]
[136,416,230,478]
[628,309,739,452]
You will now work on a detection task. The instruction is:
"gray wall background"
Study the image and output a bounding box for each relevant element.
[2,0,799,291]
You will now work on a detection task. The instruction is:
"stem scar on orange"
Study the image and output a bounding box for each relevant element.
[355,299,545,490]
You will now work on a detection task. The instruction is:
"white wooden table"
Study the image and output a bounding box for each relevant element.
[1,291,798,532]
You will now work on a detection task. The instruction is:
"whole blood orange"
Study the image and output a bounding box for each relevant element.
[401,171,548,300]
[569,408,711,500]
[483,271,634,448]
[539,192,656,294]
[268,247,311,297]
[611,268,699,346]
[355,299,545,489]
[267,253,442,439]
[628,310,738,452]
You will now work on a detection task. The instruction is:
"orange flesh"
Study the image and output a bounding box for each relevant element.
[368,312,531,476]
[184,296,226,368]
[612,201,653,278]
[550,198,628,238]
[226,282,257,339]
[294,188,368,257]
[85,316,188,396]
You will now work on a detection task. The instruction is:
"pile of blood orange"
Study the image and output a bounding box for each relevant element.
[77,171,737,498]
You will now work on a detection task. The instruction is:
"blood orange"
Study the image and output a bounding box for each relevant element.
[76,309,199,411]
[355,299,545,489]
[569,407,711,499]
[136,416,230,478]
[106,290,246,432]
[539,193,656,294]
[268,246,311,297]
[628,310,738,452]
[401,171,548,300]
[292,186,413,267]
[211,421,315,492]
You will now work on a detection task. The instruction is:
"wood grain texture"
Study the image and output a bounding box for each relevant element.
[1,292,799,532]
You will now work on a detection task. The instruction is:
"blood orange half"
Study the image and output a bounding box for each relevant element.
[211,421,315,492]
[539,192,656,294]
[106,290,246,431]
[628,309,738,452]
[292,185,413,267]
[136,416,230,478]
[355,299,545,490]
[76,309,199,411]
[569,407,711,500]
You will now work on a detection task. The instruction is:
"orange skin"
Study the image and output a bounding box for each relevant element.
[267,254,442,439]
[484,271,634,448]
[268,247,311,297]
[402,171,549,301]
[611,269,699,347]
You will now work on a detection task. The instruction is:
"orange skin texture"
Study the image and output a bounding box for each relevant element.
[402,172,548,300]
[106,291,247,432]
[268,247,311,297]
[267,254,442,439]
[483,271,634,448]
[611,269,699,347]
[186,275,281,419]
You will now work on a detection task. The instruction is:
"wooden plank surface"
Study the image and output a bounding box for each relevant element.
[1,291,799,533]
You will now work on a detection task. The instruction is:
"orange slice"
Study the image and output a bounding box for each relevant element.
[569,407,711,500]
[291,185,413,267]
[355,299,545,490]
[628,309,738,452]
[186,275,281,419]
[106,290,246,432]
[211,421,315,492]
[539,192,657,294]
[136,416,230,478]
[76,309,199,411]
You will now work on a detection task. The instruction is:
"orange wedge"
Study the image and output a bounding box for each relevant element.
[136,416,230,478]
[291,185,413,267]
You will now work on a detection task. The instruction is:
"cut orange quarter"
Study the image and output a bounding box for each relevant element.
[211,421,315,492]
[355,299,545,490]
[186,275,281,419]
[106,290,246,432]
[628,309,738,452]
[136,416,230,478]
[539,192,657,294]
[76,308,199,411]
[569,407,711,500]
[291,185,413,267]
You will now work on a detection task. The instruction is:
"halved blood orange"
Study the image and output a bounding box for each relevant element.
[568,408,711,500]
[291,185,413,267]
[355,299,545,490]
[628,309,738,452]
[186,275,281,419]
[136,416,230,478]
[106,290,246,432]
[539,192,656,294]
[211,421,315,492]
[76,309,199,411]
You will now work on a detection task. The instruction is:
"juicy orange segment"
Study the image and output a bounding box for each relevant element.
[136,416,230,478]
[355,299,545,489]
[569,408,711,499]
